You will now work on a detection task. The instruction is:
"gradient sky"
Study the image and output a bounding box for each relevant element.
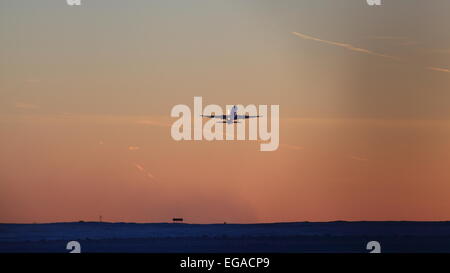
[1,0,450,223]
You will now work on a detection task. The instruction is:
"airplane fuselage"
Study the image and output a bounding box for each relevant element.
[226,106,239,124]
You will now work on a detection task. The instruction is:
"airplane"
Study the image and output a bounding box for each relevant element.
[201,105,261,124]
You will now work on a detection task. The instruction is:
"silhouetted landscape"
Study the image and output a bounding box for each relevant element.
[2,221,450,253]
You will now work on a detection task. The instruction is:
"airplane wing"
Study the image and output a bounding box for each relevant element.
[235,115,261,119]
[201,114,228,119]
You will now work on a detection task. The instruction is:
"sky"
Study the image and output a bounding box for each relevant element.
[1,0,450,223]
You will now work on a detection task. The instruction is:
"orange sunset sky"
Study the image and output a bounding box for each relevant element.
[1,0,450,223]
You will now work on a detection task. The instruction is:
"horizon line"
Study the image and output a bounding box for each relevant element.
[2,220,450,225]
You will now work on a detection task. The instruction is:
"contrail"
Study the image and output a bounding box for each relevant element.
[292,31,450,75]
[134,163,157,182]
[292,31,400,61]
[426,66,450,74]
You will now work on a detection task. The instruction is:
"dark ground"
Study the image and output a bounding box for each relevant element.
[1,221,450,253]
